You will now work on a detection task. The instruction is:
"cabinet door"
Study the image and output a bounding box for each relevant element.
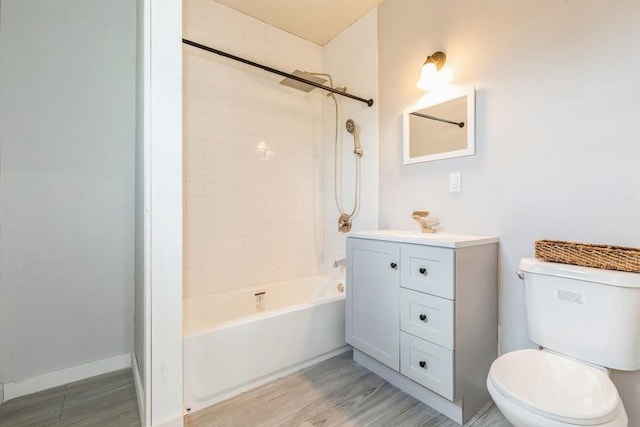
[346,238,400,370]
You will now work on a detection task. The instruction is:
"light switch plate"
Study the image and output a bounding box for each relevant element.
[449,173,461,192]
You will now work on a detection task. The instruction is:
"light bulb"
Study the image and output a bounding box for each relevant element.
[417,64,452,90]
[417,63,438,90]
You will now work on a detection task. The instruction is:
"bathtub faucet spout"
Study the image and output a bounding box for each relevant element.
[333,258,346,268]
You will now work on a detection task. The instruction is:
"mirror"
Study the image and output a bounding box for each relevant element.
[403,87,475,164]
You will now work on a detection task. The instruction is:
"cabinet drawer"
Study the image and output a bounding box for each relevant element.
[400,244,454,299]
[400,288,454,350]
[400,332,454,401]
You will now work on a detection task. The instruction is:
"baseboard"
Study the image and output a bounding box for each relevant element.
[3,353,131,401]
[132,353,147,427]
[152,414,184,427]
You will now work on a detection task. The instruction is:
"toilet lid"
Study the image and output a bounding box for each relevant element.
[489,349,620,425]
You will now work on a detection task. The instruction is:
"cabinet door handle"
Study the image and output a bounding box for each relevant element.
[419,267,428,276]
[390,262,398,270]
[419,360,427,369]
[419,314,427,322]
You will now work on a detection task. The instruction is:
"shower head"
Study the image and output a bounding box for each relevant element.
[346,119,355,134]
[346,119,363,157]
[279,70,327,92]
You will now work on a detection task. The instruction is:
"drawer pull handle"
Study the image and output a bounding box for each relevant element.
[419,267,428,275]
[419,314,427,322]
[390,262,398,270]
[419,360,427,369]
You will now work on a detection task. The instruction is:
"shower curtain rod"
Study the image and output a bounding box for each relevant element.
[182,39,374,107]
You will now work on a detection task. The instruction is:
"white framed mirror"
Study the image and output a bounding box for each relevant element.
[403,86,475,164]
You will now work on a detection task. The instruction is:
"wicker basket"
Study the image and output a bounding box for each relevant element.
[534,240,640,273]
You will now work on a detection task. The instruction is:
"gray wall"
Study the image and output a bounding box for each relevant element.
[378,0,640,422]
[0,0,136,382]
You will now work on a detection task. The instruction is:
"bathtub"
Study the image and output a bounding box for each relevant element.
[183,274,348,413]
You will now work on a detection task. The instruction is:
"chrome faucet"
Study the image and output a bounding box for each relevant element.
[333,258,346,268]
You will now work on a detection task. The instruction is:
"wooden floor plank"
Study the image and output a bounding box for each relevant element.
[282,371,385,426]
[468,405,512,427]
[0,388,64,417]
[231,367,386,426]
[57,379,139,426]
[0,368,140,427]
[0,396,64,427]
[187,350,511,427]
[0,352,510,427]
[299,382,418,427]
[389,401,460,427]
[189,353,383,425]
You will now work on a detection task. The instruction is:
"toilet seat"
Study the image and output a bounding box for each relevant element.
[488,349,621,425]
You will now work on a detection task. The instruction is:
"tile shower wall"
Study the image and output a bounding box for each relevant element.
[183,0,324,297]
[322,8,379,276]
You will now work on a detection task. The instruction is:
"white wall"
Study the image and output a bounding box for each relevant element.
[183,0,324,298]
[322,8,379,276]
[148,0,183,424]
[377,0,640,422]
[133,0,183,425]
[134,0,150,422]
[0,0,135,383]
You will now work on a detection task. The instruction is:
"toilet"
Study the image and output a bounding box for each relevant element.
[487,257,640,427]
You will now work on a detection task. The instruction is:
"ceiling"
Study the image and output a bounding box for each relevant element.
[215,0,385,46]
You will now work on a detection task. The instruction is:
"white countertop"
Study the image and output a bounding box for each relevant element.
[348,230,499,248]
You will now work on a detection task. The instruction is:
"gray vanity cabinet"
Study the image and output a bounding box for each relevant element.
[345,238,400,370]
[345,231,499,425]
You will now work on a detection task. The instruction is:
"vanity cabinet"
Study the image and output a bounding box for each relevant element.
[346,231,498,425]
[345,238,400,370]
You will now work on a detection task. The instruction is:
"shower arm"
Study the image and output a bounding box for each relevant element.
[182,39,374,107]
[306,72,334,89]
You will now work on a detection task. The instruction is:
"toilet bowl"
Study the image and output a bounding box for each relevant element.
[487,349,627,427]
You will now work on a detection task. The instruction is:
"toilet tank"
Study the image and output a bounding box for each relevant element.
[519,257,640,371]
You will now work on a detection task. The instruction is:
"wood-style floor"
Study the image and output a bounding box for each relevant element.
[0,369,140,427]
[186,351,511,427]
[0,351,510,426]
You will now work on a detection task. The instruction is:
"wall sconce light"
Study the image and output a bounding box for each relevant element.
[417,51,451,90]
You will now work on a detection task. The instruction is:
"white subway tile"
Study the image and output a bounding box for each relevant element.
[184,182,204,198]
[184,0,343,295]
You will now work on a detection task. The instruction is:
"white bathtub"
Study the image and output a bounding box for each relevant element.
[183,274,347,413]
